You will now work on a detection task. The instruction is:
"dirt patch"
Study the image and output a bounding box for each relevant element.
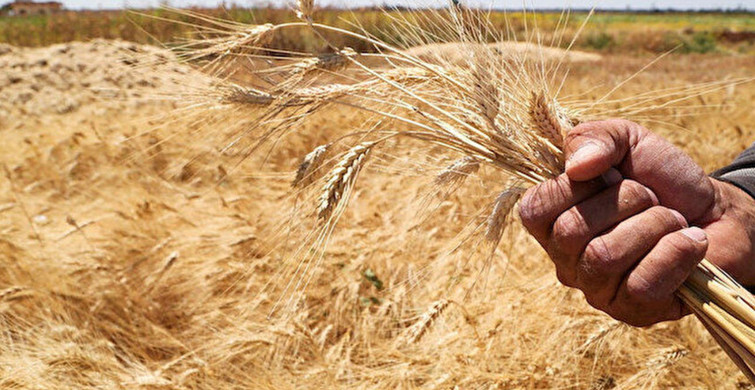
[0,39,205,121]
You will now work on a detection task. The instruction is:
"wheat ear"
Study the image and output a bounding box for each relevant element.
[296,0,315,21]
[291,48,358,76]
[435,156,480,187]
[405,299,450,343]
[471,53,501,131]
[317,142,374,220]
[485,187,525,243]
[293,144,331,188]
[0,286,27,300]
[530,91,566,148]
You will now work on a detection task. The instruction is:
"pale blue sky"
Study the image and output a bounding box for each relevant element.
[54,0,755,11]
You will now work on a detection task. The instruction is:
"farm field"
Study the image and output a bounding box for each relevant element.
[0,8,753,53]
[0,7,754,389]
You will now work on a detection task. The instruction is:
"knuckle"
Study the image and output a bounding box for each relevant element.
[519,176,571,231]
[578,237,617,289]
[582,237,615,274]
[610,118,648,139]
[568,120,602,139]
[646,206,682,229]
[612,311,650,327]
[582,291,609,312]
[555,267,577,288]
[662,233,702,261]
[624,275,658,306]
[551,208,588,250]
[605,300,651,327]
[621,180,655,207]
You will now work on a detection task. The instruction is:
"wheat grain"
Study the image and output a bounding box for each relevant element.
[577,323,622,353]
[293,143,331,188]
[220,66,434,107]
[183,23,275,63]
[317,142,374,220]
[617,347,688,388]
[241,23,276,48]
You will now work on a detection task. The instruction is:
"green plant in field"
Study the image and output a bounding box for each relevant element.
[682,31,718,54]
[584,31,616,51]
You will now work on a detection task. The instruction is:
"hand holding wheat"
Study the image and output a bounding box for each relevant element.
[520,119,755,326]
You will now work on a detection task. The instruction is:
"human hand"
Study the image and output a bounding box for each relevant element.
[518,119,755,326]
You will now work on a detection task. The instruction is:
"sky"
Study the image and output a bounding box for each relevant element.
[56,0,755,11]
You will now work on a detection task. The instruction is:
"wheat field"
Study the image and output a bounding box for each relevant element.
[0,8,754,389]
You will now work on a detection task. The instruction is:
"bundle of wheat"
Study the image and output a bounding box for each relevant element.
[173,3,755,382]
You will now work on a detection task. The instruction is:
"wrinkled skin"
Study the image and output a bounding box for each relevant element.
[518,119,755,327]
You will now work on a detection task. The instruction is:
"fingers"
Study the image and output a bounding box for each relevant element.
[519,168,622,243]
[609,227,708,327]
[550,179,660,256]
[573,206,688,307]
[564,119,715,222]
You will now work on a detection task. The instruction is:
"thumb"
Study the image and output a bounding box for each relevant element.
[564,119,642,182]
[563,119,715,222]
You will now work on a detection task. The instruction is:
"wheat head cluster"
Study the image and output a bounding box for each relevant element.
[1,2,754,389]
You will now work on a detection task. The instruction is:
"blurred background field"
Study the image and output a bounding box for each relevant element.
[0,3,754,389]
[0,7,753,54]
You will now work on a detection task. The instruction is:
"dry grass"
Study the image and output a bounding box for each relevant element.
[0,7,754,390]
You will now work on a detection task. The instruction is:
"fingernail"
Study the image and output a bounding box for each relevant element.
[682,227,707,242]
[669,209,688,228]
[566,141,603,170]
[600,168,622,186]
[645,187,659,205]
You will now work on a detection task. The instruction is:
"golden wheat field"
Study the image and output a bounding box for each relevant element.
[0,7,754,389]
